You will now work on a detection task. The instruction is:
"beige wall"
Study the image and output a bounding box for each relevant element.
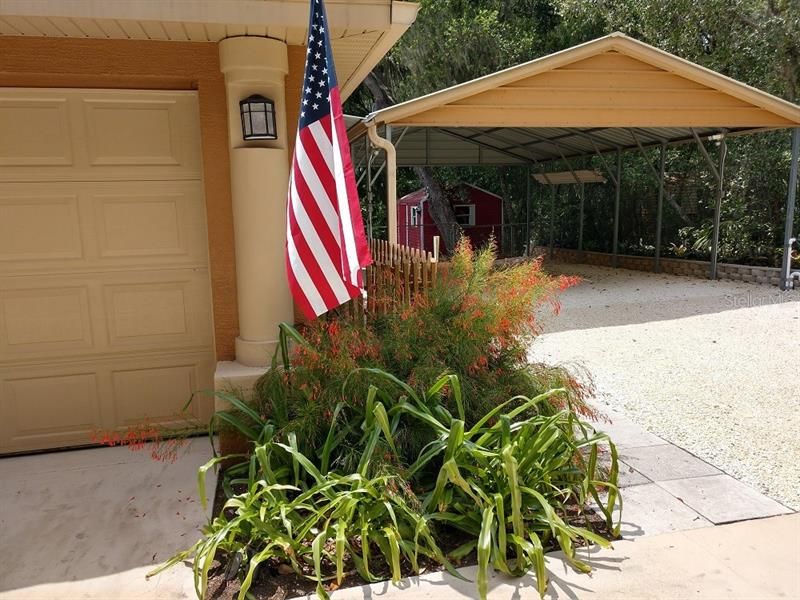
[0,37,241,359]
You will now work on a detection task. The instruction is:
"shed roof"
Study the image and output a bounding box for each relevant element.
[349,32,800,166]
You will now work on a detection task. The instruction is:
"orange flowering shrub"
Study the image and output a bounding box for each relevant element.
[373,238,589,426]
[252,237,595,466]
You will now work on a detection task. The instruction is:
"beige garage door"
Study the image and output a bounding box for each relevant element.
[0,88,215,454]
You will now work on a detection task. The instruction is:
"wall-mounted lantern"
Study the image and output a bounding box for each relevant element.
[239,94,277,140]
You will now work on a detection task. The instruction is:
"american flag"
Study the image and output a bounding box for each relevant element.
[286,0,371,319]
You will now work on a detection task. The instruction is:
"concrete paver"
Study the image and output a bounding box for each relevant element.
[658,473,792,524]
[604,483,711,537]
[620,443,721,481]
[592,410,665,449]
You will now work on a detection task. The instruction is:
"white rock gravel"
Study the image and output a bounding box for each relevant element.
[529,263,800,510]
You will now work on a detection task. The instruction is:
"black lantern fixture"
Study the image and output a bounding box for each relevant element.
[239,94,277,140]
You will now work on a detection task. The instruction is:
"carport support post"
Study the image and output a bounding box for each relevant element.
[578,181,585,256]
[525,166,532,256]
[612,149,621,267]
[654,143,666,272]
[710,134,728,280]
[781,128,800,290]
[548,184,556,259]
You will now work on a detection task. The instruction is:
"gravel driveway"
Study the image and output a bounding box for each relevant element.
[530,263,800,510]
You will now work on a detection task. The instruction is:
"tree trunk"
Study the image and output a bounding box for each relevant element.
[413,166,460,253]
[363,72,461,254]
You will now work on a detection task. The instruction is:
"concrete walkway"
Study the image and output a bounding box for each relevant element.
[593,407,792,537]
[0,440,213,599]
[318,514,800,600]
[0,401,792,599]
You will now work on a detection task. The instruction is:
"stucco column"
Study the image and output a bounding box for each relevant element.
[219,37,294,368]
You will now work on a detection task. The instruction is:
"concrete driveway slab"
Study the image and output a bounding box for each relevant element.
[620,444,720,482]
[0,440,215,599]
[306,514,800,600]
[657,474,792,524]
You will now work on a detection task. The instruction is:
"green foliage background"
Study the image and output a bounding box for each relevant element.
[347,0,800,265]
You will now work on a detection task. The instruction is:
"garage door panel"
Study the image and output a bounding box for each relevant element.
[0,351,214,453]
[92,186,205,261]
[84,98,184,167]
[0,89,202,182]
[0,97,73,166]
[110,360,211,427]
[0,285,94,355]
[0,181,208,275]
[0,371,102,453]
[0,194,83,262]
[103,274,213,350]
[0,88,215,454]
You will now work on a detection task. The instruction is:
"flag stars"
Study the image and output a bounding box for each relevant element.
[315,91,322,98]
[312,103,319,110]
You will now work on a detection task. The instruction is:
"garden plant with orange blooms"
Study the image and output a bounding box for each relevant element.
[151,239,621,600]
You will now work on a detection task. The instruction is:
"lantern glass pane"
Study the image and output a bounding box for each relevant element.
[243,113,252,137]
[251,110,267,136]
[265,105,275,136]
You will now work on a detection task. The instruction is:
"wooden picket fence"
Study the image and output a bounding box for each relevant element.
[340,238,440,321]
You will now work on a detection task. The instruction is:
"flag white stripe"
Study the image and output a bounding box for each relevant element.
[289,175,352,303]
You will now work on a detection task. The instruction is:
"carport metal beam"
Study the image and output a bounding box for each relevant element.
[629,129,668,272]
[578,181,585,255]
[438,128,534,165]
[781,128,800,290]
[655,143,666,272]
[692,128,728,279]
[612,149,621,267]
[549,185,556,258]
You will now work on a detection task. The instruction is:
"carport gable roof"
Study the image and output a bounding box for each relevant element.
[351,32,800,165]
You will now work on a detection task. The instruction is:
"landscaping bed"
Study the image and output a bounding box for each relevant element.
[150,241,622,600]
[204,474,616,600]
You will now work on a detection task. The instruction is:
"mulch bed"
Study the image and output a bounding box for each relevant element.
[201,477,616,600]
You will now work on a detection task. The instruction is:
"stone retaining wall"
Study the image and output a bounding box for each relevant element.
[532,247,782,286]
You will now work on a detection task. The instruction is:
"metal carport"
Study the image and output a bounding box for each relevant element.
[349,32,800,289]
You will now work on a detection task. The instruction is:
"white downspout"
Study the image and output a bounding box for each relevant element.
[367,122,397,244]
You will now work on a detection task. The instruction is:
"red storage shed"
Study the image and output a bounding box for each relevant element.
[398,183,503,252]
